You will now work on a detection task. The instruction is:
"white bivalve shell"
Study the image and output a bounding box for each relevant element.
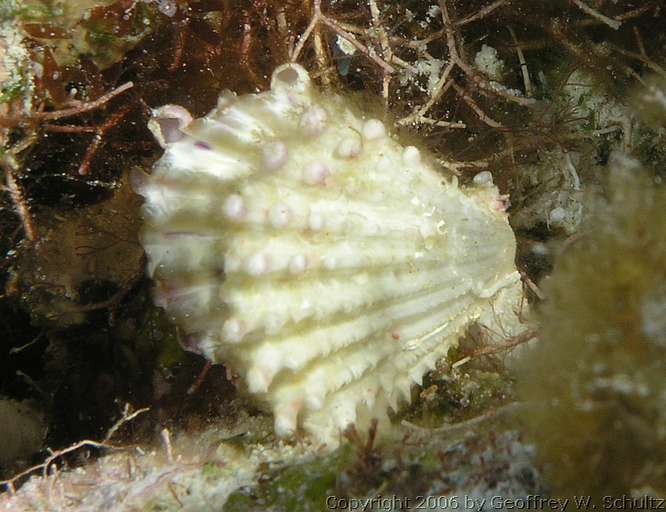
[134,63,526,445]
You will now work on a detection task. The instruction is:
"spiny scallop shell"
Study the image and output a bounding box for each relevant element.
[134,63,525,444]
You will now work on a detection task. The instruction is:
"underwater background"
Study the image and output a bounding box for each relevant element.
[1,0,665,509]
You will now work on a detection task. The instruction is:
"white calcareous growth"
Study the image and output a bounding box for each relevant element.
[134,63,526,445]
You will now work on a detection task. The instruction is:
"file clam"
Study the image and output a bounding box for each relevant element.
[133,63,525,444]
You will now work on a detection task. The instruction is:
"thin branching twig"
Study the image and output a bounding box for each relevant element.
[456,0,508,27]
[458,327,538,364]
[33,82,134,121]
[0,403,148,493]
[401,402,526,434]
[570,0,621,30]
[3,161,37,241]
[368,0,393,102]
[103,404,150,443]
[508,26,533,97]
[291,0,395,74]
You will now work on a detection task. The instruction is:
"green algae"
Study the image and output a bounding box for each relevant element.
[224,427,542,512]
[399,366,515,430]
[518,162,666,499]
[0,79,26,104]
[225,449,349,512]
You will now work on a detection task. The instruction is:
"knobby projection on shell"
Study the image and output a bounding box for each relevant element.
[132,63,526,446]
